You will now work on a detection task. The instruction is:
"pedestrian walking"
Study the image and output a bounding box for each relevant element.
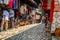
[9,8,15,28]
[1,5,9,31]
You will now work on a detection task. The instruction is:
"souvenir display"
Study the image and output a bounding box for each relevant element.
[51,0,60,37]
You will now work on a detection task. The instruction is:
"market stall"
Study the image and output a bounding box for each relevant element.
[50,0,60,37]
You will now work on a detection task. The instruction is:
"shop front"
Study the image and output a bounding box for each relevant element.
[50,0,60,37]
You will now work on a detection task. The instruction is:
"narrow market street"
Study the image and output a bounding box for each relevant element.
[0,0,60,40]
[5,23,51,40]
[0,23,51,40]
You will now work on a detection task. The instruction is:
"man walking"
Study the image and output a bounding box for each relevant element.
[1,5,9,31]
[9,8,15,28]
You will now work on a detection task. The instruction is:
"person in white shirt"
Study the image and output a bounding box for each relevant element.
[1,5,9,31]
[9,9,15,28]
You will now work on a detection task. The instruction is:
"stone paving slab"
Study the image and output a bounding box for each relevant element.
[0,23,40,40]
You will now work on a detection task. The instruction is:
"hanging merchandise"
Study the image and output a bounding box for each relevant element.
[51,0,60,36]
[50,0,54,23]
[47,0,51,9]
[4,0,9,4]
[50,0,54,33]
[0,0,4,4]
[51,12,60,37]
[9,0,14,8]
[54,1,59,12]
[16,0,19,9]
[20,5,25,14]
[13,0,17,9]
[42,0,47,11]
[51,0,60,37]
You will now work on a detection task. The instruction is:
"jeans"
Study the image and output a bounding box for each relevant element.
[10,17,14,28]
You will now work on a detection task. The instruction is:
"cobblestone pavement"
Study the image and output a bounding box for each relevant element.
[52,36,60,40]
[5,23,51,40]
[0,23,39,40]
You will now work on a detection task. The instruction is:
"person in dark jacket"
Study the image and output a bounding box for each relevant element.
[0,6,3,31]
